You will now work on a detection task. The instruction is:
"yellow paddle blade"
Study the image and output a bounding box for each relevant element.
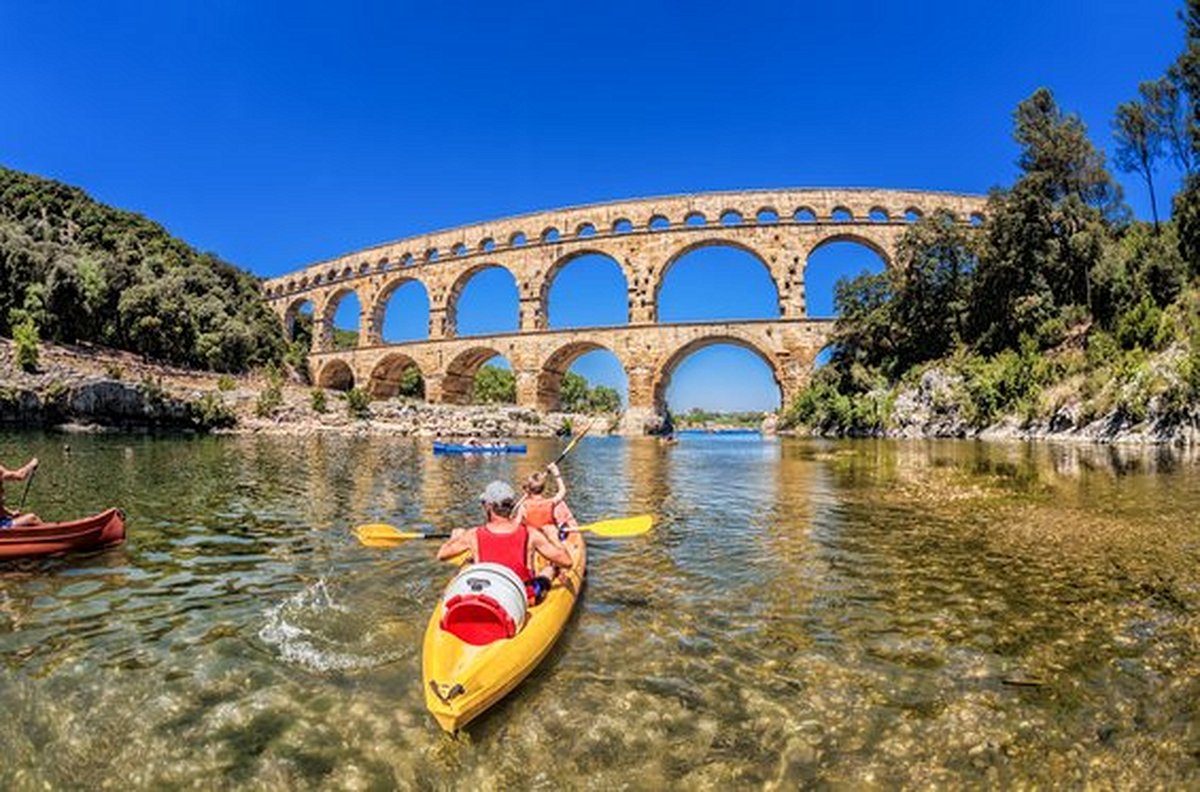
[577,515,653,538]
[353,524,435,547]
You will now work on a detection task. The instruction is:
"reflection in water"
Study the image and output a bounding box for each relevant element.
[1,432,1198,788]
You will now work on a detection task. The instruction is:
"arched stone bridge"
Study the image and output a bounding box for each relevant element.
[263,188,986,429]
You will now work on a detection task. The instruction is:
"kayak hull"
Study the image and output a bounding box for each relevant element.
[422,530,586,732]
[0,508,126,560]
[433,442,527,455]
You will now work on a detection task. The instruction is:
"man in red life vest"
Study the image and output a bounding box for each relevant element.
[436,481,574,602]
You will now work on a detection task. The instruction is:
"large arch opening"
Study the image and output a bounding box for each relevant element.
[284,298,315,354]
[536,342,627,412]
[447,265,519,337]
[316,359,355,391]
[442,348,515,405]
[367,353,425,400]
[656,242,780,323]
[544,252,629,329]
[654,338,782,419]
[324,288,362,349]
[805,237,889,318]
[375,278,430,343]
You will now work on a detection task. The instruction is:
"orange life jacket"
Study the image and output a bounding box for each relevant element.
[522,497,556,530]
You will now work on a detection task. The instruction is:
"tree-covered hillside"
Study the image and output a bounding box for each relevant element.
[0,166,284,372]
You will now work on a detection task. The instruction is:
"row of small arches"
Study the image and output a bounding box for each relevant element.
[266,205,984,297]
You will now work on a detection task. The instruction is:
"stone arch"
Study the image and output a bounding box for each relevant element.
[442,346,508,405]
[317,286,365,351]
[650,334,784,411]
[804,233,893,319]
[316,358,355,391]
[370,276,430,344]
[541,249,633,327]
[536,340,628,411]
[367,352,425,399]
[444,263,519,337]
[283,296,316,345]
[652,239,782,318]
[808,232,893,268]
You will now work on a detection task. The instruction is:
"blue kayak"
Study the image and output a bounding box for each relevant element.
[433,442,527,455]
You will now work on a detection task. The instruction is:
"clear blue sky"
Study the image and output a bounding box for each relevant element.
[0,1,1184,411]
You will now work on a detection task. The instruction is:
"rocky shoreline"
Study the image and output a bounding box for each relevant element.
[784,367,1200,446]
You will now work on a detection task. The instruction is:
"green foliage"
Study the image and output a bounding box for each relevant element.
[956,340,1046,427]
[678,408,765,428]
[104,361,124,380]
[12,317,39,372]
[559,371,622,412]
[138,375,166,408]
[216,374,236,391]
[1114,296,1170,351]
[255,364,284,418]
[0,166,285,371]
[781,369,891,435]
[332,327,358,350]
[393,364,424,399]
[193,393,237,429]
[310,388,327,413]
[473,364,515,404]
[344,387,371,419]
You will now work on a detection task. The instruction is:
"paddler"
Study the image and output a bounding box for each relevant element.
[436,481,574,603]
[514,461,577,553]
[0,457,41,528]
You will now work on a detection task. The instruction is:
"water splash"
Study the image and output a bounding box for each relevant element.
[258,578,393,673]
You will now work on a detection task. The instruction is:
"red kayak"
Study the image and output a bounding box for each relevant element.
[0,508,126,560]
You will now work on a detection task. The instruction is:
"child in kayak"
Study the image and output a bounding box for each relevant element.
[514,462,576,553]
[0,457,41,528]
[437,481,573,603]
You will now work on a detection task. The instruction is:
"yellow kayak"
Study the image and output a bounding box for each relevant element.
[422,530,587,732]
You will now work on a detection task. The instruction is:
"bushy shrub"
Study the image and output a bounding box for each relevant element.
[310,388,327,413]
[12,318,39,372]
[216,374,236,391]
[193,393,236,429]
[255,364,284,417]
[344,387,371,419]
[104,362,124,380]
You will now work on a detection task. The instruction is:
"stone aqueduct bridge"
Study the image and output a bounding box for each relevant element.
[262,188,986,428]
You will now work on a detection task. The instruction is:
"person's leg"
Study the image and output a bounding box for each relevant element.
[11,513,40,527]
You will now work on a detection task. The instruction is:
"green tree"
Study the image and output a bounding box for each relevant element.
[560,371,590,411]
[891,210,977,367]
[1113,99,1163,230]
[588,385,621,412]
[473,364,515,404]
[970,88,1122,350]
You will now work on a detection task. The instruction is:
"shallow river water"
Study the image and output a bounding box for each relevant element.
[1,431,1198,789]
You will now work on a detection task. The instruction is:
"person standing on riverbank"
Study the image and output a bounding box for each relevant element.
[0,457,41,527]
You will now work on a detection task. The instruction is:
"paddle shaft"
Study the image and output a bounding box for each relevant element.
[17,465,35,513]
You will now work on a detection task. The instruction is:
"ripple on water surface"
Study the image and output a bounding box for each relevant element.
[1,432,1199,788]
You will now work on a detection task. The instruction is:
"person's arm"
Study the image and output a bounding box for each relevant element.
[530,529,573,568]
[0,457,37,482]
[436,529,474,561]
[548,462,566,504]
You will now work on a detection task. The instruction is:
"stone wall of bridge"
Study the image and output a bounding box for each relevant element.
[305,319,833,431]
[261,188,984,432]
[262,188,986,354]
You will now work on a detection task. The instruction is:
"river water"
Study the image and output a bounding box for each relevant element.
[0,431,1198,789]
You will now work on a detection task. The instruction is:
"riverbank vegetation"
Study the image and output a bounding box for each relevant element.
[783,3,1200,440]
[0,167,285,372]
